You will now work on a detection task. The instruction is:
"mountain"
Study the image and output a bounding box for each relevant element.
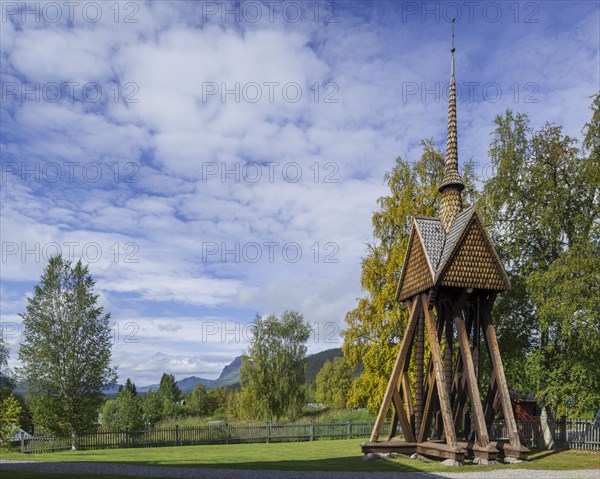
[216,355,242,387]
[305,348,344,383]
[110,348,348,396]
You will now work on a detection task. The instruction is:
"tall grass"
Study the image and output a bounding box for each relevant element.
[154,408,375,428]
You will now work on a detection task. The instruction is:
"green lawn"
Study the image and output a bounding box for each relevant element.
[1,439,599,475]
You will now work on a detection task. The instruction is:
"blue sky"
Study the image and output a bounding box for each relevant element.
[1,0,598,386]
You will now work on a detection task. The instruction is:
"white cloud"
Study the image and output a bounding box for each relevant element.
[1,1,597,383]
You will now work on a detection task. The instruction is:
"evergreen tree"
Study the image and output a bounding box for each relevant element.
[18,255,117,449]
[157,373,181,403]
[125,378,137,396]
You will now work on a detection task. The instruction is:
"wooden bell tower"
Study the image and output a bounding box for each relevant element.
[361,21,529,463]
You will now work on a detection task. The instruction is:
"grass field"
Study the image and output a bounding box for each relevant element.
[1,439,599,475]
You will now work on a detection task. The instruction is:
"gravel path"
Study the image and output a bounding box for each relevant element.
[1,460,599,479]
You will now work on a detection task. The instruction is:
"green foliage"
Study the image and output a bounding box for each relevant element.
[0,394,23,447]
[207,387,230,415]
[239,311,312,421]
[305,348,343,383]
[124,379,137,396]
[342,140,477,412]
[186,384,209,416]
[481,101,600,415]
[100,399,120,430]
[315,358,352,408]
[158,373,181,403]
[140,390,163,427]
[100,379,144,431]
[17,256,117,442]
[0,344,32,435]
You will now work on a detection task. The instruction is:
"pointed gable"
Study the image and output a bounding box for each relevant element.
[396,223,436,301]
[414,217,446,270]
[436,209,510,291]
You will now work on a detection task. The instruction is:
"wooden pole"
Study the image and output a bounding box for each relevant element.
[481,294,521,448]
[444,306,453,399]
[414,308,425,438]
[370,298,422,443]
[454,315,490,447]
[422,293,458,449]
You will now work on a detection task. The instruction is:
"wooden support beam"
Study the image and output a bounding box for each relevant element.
[422,293,458,449]
[419,312,445,442]
[401,371,414,419]
[417,441,465,461]
[361,440,417,455]
[400,326,415,428]
[387,409,399,441]
[454,315,491,447]
[444,306,454,396]
[451,354,467,437]
[414,308,425,437]
[392,385,416,442]
[418,364,438,442]
[483,372,498,429]
[480,294,521,449]
[370,298,422,443]
[440,306,453,440]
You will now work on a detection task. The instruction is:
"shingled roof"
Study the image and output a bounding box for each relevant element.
[396,206,510,301]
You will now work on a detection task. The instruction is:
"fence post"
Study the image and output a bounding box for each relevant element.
[266,422,270,444]
[560,416,567,447]
[309,421,314,441]
[20,431,24,452]
[176,425,180,446]
[346,420,351,439]
[125,428,129,448]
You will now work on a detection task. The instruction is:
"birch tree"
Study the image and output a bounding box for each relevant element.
[18,255,117,449]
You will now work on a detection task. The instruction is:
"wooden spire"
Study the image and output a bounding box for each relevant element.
[439,18,465,232]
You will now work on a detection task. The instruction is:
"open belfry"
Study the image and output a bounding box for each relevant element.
[361,21,530,464]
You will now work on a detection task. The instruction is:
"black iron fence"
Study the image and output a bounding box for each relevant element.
[18,417,599,453]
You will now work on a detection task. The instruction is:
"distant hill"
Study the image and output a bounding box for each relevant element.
[134,356,243,394]
[305,348,344,383]
[104,348,353,396]
[216,355,241,387]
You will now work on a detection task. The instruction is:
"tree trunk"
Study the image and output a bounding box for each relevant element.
[540,405,555,449]
[71,430,79,451]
